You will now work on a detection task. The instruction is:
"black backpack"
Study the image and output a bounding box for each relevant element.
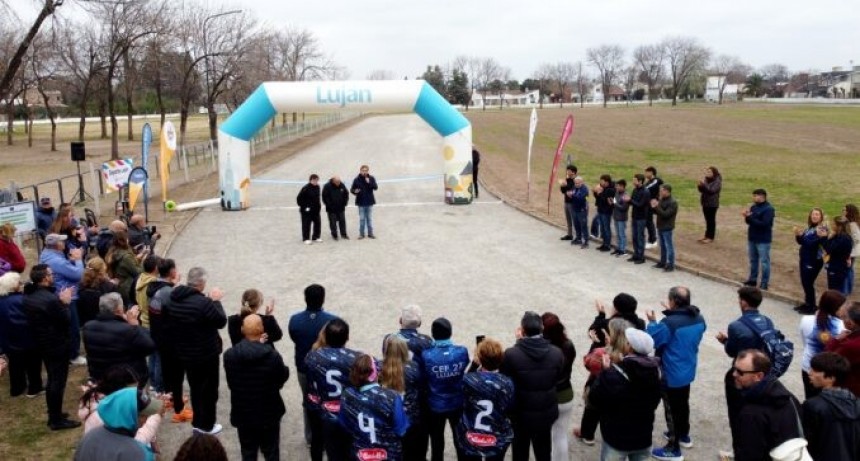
[740,316,794,378]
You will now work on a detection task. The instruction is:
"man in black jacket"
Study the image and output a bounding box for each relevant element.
[165,266,227,434]
[732,349,801,461]
[643,166,663,248]
[321,176,350,241]
[23,264,80,430]
[593,174,615,252]
[500,311,564,461]
[558,165,577,241]
[225,314,291,461]
[801,352,860,461]
[629,174,651,264]
[297,174,322,244]
[82,292,155,386]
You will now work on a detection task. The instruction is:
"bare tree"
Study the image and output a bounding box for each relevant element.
[452,55,480,110]
[27,28,62,150]
[573,61,588,108]
[0,0,65,104]
[633,44,665,106]
[57,21,107,141]
[533,63,554,109]
[548,62,575,108]
[711,54,750,104]
[587,44,625,108]
[474,57,502,111]
[662,36,710,106]
[366,69,397,80]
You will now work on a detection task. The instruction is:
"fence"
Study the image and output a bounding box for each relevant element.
[15,112,359,213]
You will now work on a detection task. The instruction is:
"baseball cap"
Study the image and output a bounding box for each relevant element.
[40,197,52,206]
[45,234,67,246]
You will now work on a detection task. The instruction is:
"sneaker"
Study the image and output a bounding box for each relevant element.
[572,239,582,245]
[580,243,589,249]
[303,240,312,245]
[69,356,87,366]
[26,389,45,398]
[560,235,573,241]
[651,445,684,461]
[646,242,658,250]
[663,265,675,272]
[48,418,81,431]
[743,280,756,287]
[760,285,768,291]
[314,238,323,243]
[572,427,595,446]
[662,431,693,448]
[597,246,611,252]
[653,262,666,269]
[192,423,223,435]
[368,234,376,239]
[332,235,339,241]
[358,235,365,240]
[342,235,350,240]
[172,407,193,423]
[633,258,646,265]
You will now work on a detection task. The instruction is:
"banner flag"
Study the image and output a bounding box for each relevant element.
[127,167,148,212]
[527,108,538,198]
[141,123,152,171]
[547,115,575,212]
[159,121,177,203]
[101,159,135,193]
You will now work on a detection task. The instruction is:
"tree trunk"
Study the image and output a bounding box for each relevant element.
[0,2,58,103]
[123,50,134,141]
[99,100,108,139]
[179,106,188,150]
[603,83,609,108]
[207,104,217,146]
[27,114,33,148]
[648,83,653,107]
[5,103,12,145]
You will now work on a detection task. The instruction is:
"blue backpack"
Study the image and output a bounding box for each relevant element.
[740,316,794,378]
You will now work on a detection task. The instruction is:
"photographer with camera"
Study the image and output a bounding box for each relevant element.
[128,214,160,255]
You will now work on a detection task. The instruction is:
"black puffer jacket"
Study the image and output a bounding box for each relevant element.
[589,355,662,451]
[224,339,290,427]
[801,387,860,461]
[296,183,322,214]
[500,336,564,428]
[321,180,350,213]
[145,279,173,346]
[22,284,70,358]
[82,313,155,382]
[734,378,802,461]
[227,314,283,347]
[164,285,226,361]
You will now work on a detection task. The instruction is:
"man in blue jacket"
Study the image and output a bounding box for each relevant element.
[351,164,378,239]
[569,176,590,248]
[646,286,706,461]
[39,233,86,365]
[420,317,469,461]
[743,189,775,290]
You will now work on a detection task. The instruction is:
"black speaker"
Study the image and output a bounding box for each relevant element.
[71,142,86,162]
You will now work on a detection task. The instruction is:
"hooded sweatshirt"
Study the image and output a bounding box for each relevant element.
[500,336,564,428]
[165,285,227,361]
[74,387,155,461]
[134,272,157,329]
[801,387,860,461]
[734,378,802,461]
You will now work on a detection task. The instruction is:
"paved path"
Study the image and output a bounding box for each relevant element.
[159,114,805,460]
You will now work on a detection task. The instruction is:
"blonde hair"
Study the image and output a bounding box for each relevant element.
[311,323,329,351]
[82,257,108,289]
[0,223,15,240]
[380,336,408,393]
[607,318,633,363]
[240,289,263,317]
[0,272,22,296]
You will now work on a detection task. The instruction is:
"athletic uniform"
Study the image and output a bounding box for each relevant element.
[305,346,360,461]
[455,371,515,461]
[421,339,470,461]
[340,383,410,460]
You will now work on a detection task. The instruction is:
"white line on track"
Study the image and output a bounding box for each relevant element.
[200,200,504,211]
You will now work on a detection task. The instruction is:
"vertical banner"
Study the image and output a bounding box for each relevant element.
[101,159,135,193]
[141,123,152,219]
[126,167,148,212]
[547,115,575,213]
[159,121,177,204]
[526,108,538,201]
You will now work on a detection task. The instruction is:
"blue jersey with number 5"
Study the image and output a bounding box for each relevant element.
[304,347,359,420]
[455,371,514,457]
[339,383,409,460]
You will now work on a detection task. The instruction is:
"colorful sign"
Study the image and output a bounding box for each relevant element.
[0,201,36,234]
[159,121,177,203]
[101,158,134,193]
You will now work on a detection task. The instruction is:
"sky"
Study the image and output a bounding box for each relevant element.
[14,0,860,81]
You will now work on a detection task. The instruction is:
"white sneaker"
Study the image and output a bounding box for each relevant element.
[303,240,312,245]
[645,242,658,250]
[314,238,323,243]
[718,450,735,461]
[193,423,223,435]
[69,356,87,366]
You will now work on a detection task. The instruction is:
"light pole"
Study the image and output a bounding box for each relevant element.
[203,9,242,143]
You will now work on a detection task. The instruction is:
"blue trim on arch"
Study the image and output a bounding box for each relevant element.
[413,82,469,137]
[220,85,277,141]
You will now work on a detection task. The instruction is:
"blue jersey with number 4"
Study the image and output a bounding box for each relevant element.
[455,371,514,457]
[304,347,360,420]
[339,383,409,460]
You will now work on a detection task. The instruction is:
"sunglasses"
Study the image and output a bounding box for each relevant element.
[732,366,759,376]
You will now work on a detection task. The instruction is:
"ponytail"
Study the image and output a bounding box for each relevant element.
[239,289,263,317]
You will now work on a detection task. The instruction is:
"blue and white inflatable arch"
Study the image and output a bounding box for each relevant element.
[217,80,473,210]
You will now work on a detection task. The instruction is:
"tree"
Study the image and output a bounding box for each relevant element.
[710,55,750,104]
[420,65,445,96]
[548,62,575,108]
[662,36,710,106]
[533,63,554,109]
[587,44,625,108]
[57,21,107,141]
[446,68,470,106]
[452,55,480,110]
[633,44,665,106]
[27,28,62,150]
[573,61,588,108]
[759,63,790,97]
[474,57,502,111]
[366,69,396,80]
[745,73,765,97]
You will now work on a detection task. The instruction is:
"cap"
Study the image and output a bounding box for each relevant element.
[40,197,52,206]
[137,390,163,417]
[431,317,452,340]
[625,328,654,356]
[44,234,67,246]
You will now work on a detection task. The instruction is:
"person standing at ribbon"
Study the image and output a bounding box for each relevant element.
[351,165,378,239]
[297,174,323,245]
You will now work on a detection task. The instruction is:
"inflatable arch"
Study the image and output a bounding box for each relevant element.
[217,80,474,211]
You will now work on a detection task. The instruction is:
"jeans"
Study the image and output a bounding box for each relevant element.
[327,211,348,238]
[614,220,628,252]
[799,259,824,308]
[184,355,220,432]
[358,206,374,237]
[662,385,691,450]
[846,259,855,295]
[646,208,657,244]
[551,400,575,461]
[600,443,651,461]
[747,241,771,287]
[826,267,848,295]
[69,300,80,359]
[703,206,718,240]
[7,349,43,396]
[564,203,575,237]
[238,423,281,461]
[512,420,552,461]
[597,213,612,246]
[300,212,321,241]
[148,352,163,393]
[632,219,646,259]
[44,353,70,423]
[428,410,461,461]
[573,209,588,242]
[658,230,675,266]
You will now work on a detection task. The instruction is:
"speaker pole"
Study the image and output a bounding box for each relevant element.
[77,160,86,203]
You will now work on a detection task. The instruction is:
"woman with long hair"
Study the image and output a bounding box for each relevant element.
[227,288,282,346]
[542,312,576,461]
[798,289,846,398]
[697,166,722,243]
[381,336,426,460]
[793,207,828,314]
[0,223,26,273]
[454,337,514,461]
[819,216,854,294]
[843,204,860,294]
[339,353,410,460]
[50,206,88,258]
[77,257,119,326]
[105,229,143,304]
